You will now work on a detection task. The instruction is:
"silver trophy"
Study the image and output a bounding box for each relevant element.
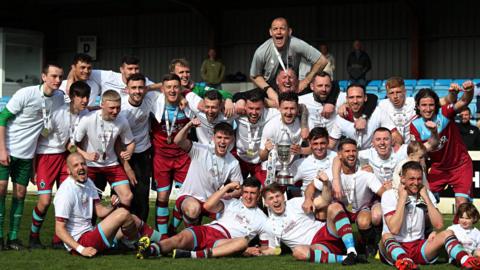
[275,129,294,186]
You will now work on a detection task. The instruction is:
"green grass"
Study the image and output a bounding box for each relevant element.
[0,195,460,270]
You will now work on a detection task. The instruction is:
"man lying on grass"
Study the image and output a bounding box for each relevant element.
[54,153,161,257]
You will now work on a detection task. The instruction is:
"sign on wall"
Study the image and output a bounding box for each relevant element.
[77,36,97,60]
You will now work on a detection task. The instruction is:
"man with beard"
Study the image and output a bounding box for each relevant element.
[173,120,243,230]
[0,63,65,250]
[379,161,480,270]
[54,153,160,257]
[30,81,91,249]
[410,81,474,217]
[456,107,480,150]
[292,127,337,218]
[118,73,159,222]
[330,83,400,150]
[331,138,386,257]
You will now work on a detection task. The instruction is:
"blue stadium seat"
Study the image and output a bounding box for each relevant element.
[453,79,470,86]
[434,90,449,98]
[434,79,452,86]
[473,78,480,87]
[376,91,387,100]
[379,80,388,92]
[95,96,101,106]
[414,79,434,92]
[338,80,350,91]
[405,88,414,97]
[433,79,452,93]
[366,80,382,94]
[468,103,477,115]
[1,96,10,103]
[404,79,417,88]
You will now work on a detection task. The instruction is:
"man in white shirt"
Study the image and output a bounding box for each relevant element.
[188,90,235,145]
[293,127,336,218]
[259,92,309,185]
[234,89,278,184]
[136,177,269,259]
[0,63,64,250]
[118,73,158,222]
[54,153,160,257]
[330,84,401,150]
[29,81,90,249]
[60,53,100,106]
[331,138,386,257]
[74,90,135,208]
[259,183,367,265]
[299,72,343,138]
[173,119,243,228]
[89,56,158,99]
[379,161,480,270]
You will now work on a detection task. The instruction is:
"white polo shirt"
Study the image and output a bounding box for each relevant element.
[53,176,98,250]
[326,169,382,213]
[358,144,408,183]
[6,85,65,159]
[178,142,243,202]
[74,110,134,167]
[36,104,88,154]
[378,97,416,143]
[212,198,269,241]
[381,189,437,242]
[298,92,346,133]
[119,91,159,153]
[260,113,302,170]
[262,197,325,249]
[235,108,278,164]
[330,108,395,150]
[90,70,154,99]
[291,150,337,192]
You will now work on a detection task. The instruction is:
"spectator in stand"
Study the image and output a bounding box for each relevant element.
[200,48,225,89]
[456,107,480,150]
[319,43,335,80]
[346,40,371,86]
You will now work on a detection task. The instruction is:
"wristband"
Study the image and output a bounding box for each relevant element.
[76,245,85,254]
[263,85,271,92]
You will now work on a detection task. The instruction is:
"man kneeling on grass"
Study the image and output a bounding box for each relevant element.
[136,177,273,259]
[53,153,161,257]
[379,161,480,270]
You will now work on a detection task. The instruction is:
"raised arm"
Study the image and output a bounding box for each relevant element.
[423,120,439,152]
[174,118,200,152]
[299,55,329,91]
[384,185,408,235]
[453,81,475,113]
[203,182,241,213]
